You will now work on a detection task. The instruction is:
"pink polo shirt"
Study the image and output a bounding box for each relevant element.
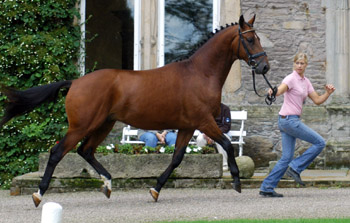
[279,70,315,116]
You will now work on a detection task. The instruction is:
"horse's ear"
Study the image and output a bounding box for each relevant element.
[239,15,245,28]
[248,14,256,26]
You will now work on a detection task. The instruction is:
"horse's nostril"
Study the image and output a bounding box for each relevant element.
[263,65,270,74]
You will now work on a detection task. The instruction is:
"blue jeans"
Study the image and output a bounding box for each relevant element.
[140,132,177,148]
[260,115,325,192]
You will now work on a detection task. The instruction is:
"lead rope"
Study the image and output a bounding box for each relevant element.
[252,69,277,105]
[238,26,277,105]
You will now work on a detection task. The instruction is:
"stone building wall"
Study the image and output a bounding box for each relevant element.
[228,0,326,166]
[224,0,327,105]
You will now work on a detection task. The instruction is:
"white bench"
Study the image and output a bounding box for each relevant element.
[121,110,247,156]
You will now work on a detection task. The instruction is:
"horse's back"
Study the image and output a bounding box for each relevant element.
[64,68,174,124]
[65,66,217,131]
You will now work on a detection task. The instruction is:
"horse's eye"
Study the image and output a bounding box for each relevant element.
[247,38,254,43]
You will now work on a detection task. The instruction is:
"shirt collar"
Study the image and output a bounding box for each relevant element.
[292,70,305,80]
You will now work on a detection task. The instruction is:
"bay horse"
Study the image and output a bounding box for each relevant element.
[1,15,270,207]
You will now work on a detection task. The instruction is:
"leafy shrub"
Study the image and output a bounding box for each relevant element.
[0,0,80,189]
[97,144,217,155]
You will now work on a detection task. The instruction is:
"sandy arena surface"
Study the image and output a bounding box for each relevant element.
[1,188,350,222]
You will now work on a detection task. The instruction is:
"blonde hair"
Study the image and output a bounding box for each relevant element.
[293,53,308,64]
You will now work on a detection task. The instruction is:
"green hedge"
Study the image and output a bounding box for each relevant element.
[0,0,81,189]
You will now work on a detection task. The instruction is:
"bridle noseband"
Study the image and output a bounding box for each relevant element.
[237,26,277,105]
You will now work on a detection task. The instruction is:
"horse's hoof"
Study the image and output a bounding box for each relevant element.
[149,188,159,202]
[101,185,111,199]
[32,192,42,208]
[231,182,242,193]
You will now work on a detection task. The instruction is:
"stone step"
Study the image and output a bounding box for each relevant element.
[11,153,350,196]
[11,169,350,196]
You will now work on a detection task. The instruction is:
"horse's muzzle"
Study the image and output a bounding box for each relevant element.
[255,62,270,75]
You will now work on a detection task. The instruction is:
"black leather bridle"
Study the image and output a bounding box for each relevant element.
[237,26,277,105]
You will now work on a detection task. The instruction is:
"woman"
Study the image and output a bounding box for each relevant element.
[138,130,177,148]
[259,53,335,197]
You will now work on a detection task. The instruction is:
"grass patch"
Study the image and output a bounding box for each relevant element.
[159,218,350,223]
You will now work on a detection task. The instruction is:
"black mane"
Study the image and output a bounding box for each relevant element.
[173,22,238,62]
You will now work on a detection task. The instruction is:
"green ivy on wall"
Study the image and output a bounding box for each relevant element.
[0,0,81,189]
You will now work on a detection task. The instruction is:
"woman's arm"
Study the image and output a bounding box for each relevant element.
[308,84,336,105]
[268,83,288,97]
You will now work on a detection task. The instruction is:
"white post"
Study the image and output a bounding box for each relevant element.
[41,202,63,223]
[79,0,86,76]
[213,0,221,32]
[134,0,142,70]
[322,0,350,96]
[157,0,165,67]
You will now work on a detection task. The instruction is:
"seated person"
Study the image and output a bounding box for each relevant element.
[138,130,177,148]
[196,103,231,171]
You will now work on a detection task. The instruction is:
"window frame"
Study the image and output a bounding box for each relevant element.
[79,0,220,74]
[157,0,220,67]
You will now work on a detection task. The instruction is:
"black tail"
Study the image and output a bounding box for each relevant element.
[0,80,72,127]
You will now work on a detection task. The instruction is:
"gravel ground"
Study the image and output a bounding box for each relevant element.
[1,188,350,223]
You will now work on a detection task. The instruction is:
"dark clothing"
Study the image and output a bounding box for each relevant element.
[215,103,231,134]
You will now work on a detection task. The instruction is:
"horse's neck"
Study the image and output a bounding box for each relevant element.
[190,26,239,88]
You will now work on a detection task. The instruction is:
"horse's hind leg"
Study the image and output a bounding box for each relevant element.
[77,119,116,199]
[150,129,194,202]
[32,131,85,207]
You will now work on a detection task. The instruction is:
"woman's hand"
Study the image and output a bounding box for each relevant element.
[325,84,335,95]
[203,134,214,145]
[156,131,166,144]
[268,88,274,96]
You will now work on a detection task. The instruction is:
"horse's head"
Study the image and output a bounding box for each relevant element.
[236,15,270,75]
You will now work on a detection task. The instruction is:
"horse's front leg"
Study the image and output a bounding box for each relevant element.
[216,135,241,193]
[150,129,194,202]
[202,122,241,193]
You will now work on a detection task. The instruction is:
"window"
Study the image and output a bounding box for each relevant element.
[79,0,134,75]
[164,0,213,64]
[79,0,220,74]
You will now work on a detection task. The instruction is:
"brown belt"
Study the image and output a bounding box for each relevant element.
[280,115,300,119]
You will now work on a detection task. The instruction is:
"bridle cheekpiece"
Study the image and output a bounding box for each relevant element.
[237,25,277,105]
